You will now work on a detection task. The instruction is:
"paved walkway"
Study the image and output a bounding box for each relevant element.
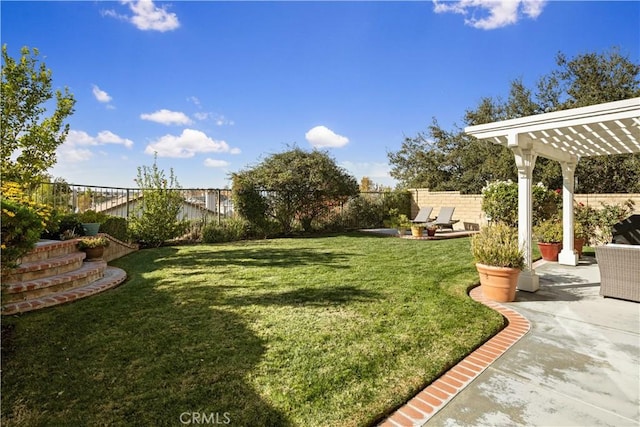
[425,258,640,427]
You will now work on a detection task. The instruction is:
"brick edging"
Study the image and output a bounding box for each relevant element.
[379,286,531,426]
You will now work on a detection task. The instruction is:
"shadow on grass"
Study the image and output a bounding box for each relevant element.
[219,285,381,307]
[150,245,358,270]
[1,268,294,426]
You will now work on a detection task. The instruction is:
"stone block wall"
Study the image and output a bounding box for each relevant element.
[409,189,639,230]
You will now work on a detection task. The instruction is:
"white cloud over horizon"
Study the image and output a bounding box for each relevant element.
[102,0,180,32]
[204,158,230,168]
[58,130,134,163]
[145,129,238,158]
[140,109,193,126]
[340,160,394,182]
[305,125,349,148]
[433,0,547,30]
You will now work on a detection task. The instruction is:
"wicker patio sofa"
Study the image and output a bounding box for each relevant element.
[595,244,640,302]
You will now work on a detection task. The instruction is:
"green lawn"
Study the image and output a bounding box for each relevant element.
[1,233,504,427]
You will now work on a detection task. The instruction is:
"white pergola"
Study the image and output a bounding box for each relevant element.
[465,97,640,292]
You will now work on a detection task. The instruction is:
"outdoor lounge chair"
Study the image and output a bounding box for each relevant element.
[411,207,433,224]
[426,207,459,231]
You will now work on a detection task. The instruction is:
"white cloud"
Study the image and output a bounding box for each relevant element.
[57,130,133,163]
[140,109,193,126]
[192,111,235,126]
[433,0,547,30]
[145,129,235,158]
[204,158,230,168]
[92,85,112,103]
[105,0,180,32]
[305,125,349,148]
[187,96,201,107]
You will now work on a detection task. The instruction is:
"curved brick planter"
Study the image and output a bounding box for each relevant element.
[378,286,530,426]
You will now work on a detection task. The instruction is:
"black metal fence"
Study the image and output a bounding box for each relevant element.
[25,182,410,231]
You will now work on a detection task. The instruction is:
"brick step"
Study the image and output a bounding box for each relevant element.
[2,261,107,303]
[1,267,127,315]
[19,239,80,264]
[3,252,86,284]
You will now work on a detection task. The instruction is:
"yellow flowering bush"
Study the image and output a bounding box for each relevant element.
[1,182,55,272]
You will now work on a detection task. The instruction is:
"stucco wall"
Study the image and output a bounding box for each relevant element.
[409,188,639,230]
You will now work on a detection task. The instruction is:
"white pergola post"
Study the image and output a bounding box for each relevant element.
[558,161,579,266]
[511,137,540,292]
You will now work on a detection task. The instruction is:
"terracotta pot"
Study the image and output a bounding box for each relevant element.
[537,242,562,261]
[426,228,436,237]
[574,237,585,257]
[83,246,105,261]
[475,263,521,302]
[411,226,423,237]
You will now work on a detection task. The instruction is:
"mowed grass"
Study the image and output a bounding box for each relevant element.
[1,233,504,427]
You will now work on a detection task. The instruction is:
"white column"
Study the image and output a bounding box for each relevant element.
[558,161,579,266]
[512,141,540,292]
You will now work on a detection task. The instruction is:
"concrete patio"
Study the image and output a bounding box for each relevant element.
[425,258,640,427]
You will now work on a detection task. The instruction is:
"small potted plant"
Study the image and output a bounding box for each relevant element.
[425,224,438,237]
[388,209,411,236]
[77,235,109,261]
[471,222,524,302]
[534,218,563,261]
[411,223,424,237]
[78,210,106,236]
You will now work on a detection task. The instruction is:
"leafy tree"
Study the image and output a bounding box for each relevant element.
[388,47,640,193]
[233,148,359,233]
[128,155,188,247]
[1,45,75,186]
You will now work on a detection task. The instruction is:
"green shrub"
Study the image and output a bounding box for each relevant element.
[202,218,251,243]
[471,222,524,269]
[481,181,519,226]
[482,180,561,227]
[533,218,563,243]
[77,209,108,224]
[593,199,635,245]
[231,176,271,235]
[57,213,85,237]
[382,190,411,223]
[128,156,188,247]
[1,199,44,272]
[343,196,385,229]
[100,217,128,242]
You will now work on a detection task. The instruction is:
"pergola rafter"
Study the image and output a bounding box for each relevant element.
[465,97,640,292]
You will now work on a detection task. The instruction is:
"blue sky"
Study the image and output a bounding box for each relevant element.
[2,1,639,189]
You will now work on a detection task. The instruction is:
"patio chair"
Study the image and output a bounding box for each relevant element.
[426,207,460,231]
[411,207,433,224]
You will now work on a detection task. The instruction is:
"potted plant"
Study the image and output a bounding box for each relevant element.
[534,218,563,261]
[396,214,411,236]
[426,224,437,237]
[388,209,411,236]
[411,223,424,237]
[77,235,109,261]
[471,222,524,302]
[78,210,106,236]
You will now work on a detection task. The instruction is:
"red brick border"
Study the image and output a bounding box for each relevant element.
[378,286,530,426]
